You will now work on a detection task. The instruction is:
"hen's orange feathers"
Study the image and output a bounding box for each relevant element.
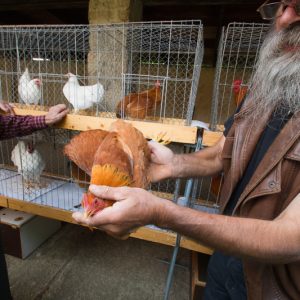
[64,120,151,216]
[64,129,108,175]
[116,81,161,120]
[110,120,151,188]
[93,131,133,177]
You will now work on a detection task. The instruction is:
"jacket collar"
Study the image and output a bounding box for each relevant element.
[232,103,300,213]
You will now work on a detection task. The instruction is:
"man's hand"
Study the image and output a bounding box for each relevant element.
[45,104,69,126]
[147,140,176,182]
[72,185,166,239]
[0,101,15,115]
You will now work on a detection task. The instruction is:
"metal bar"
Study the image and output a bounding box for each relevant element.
[163,128,203,300]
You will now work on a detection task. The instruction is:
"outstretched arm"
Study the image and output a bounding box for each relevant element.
[73,186,300,264]
[0,104,69,140]
[148,135,225,182]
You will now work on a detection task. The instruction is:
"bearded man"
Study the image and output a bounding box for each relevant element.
[73,1,300,299]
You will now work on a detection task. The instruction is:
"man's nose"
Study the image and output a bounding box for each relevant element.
[276,5,300,31]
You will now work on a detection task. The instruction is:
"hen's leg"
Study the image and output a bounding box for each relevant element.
[152,132,171,145]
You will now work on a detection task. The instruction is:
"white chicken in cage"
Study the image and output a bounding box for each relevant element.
[11,140,45,189]
[63,73,104,113]
[18,68,42,105]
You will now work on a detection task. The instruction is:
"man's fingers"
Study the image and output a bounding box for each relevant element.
[52,104,68,112]
[108,232,130,240]
[57,109,69,119]
[72,212,88,224]
[148,140,160,152]
[89,185,126,201]
[73,208,116,228]
[7,104,15,115]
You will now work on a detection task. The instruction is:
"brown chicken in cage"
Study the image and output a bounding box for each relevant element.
[115,81,161,120]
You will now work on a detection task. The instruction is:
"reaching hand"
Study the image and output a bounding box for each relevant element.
[147,140,175,182]
[72,185,165,239]
[0,101,15,115]
[45,104,69,126]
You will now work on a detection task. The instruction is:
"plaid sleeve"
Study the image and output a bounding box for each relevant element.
[0,115,48,140]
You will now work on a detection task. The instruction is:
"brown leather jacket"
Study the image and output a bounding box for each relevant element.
[219,101,300,300]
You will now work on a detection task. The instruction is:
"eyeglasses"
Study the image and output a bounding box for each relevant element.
[257,0,300,20]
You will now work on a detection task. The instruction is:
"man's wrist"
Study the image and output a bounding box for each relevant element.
[152,197,176,228]
[169,154,181,178]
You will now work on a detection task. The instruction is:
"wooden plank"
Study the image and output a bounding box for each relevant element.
[0,196,8,208]
[13,107,197,144]
[130,227,177,247]
[181,237,212,254]
[6,197,77,224]
[202,130,223,147]
[3,196,212,253]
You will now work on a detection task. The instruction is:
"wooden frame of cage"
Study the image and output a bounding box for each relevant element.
[0,107,223,255]
[13,107,198,144]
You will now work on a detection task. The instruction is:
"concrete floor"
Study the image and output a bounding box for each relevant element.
[6,223,191,300]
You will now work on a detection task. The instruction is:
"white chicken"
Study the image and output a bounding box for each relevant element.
[63,73,104,113]
[11,141,45,189]
[18,68,42,105]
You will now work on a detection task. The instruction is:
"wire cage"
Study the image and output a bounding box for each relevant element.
[0,21,203,125]
[210,22,270,130]
[0,131,191,215]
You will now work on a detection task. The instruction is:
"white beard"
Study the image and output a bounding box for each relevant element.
[249,23,300,118]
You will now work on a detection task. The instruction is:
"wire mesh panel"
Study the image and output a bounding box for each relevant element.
[0,131,192,214]
[210,22,270,130]
[0,130,85,210]
[0,21,203,125]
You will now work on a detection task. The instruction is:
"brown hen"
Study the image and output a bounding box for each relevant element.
[64,120,151,217]
[116,81,161,120]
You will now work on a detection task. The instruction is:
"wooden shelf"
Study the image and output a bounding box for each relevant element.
[202,130,223,147]
[0,195,212,254]
[12,106,198,144]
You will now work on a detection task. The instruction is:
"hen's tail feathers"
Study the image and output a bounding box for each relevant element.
[91,164,133,187]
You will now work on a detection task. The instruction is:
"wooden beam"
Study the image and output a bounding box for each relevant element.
[13,107,198,144]
[0,197,8,208]
[1,196,212,253]
[202,130,223,147]
[7,198,77,224]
